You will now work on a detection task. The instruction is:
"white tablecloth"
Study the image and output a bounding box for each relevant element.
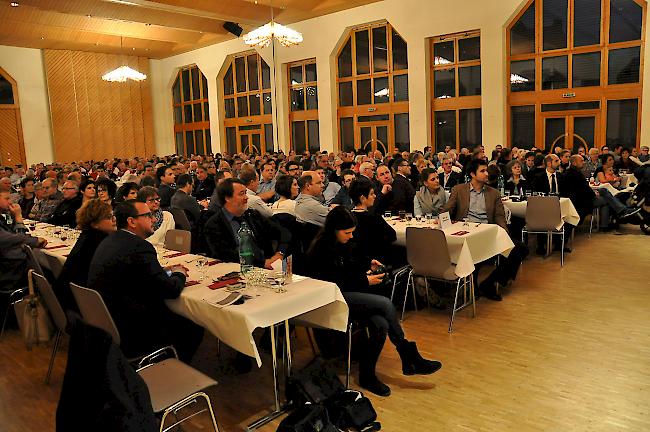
[391,221,514,278]
[27,221,349,367]
[620,174,638,187]
[502,197,580,229]
[590,182,635,197]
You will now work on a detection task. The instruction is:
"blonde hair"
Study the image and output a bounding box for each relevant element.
[76,199,113,230]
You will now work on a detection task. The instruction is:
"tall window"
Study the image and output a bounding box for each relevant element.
[288,59,320,153]
[222,52,273,155]
[431,31,482,152]
[172,65,211,156]
[336,22,409,155]
[0,68,26,166]
[507,0,645,150]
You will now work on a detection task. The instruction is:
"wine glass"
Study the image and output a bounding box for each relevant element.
[196,257,208,280]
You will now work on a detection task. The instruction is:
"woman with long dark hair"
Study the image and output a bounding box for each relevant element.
[307,207,442,396]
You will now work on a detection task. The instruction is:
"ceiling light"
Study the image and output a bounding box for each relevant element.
[244,21,302,47]
[510,73,529,84]
[10,2,19,7]
[102,36,147,83]
[434,56,452,65]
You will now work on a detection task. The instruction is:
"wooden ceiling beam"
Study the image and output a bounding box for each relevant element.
[143,0,276,25]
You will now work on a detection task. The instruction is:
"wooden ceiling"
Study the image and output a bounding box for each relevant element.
[0,0,381,59]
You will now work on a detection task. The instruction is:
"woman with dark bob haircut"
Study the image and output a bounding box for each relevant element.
[271,174,299,216]
[306,206,441,397]
[54,199,117,312]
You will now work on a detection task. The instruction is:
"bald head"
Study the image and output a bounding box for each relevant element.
[570,154,584,169]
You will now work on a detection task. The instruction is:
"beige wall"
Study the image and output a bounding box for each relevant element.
[0,44,54,165]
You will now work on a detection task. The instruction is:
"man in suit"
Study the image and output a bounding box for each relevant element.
[531,153,573,254]
[87,201,203,362]
[171,174,207,227]
[438,157,463,190]
[204,178,290,268]
[49,181,83,228]
[442,159,527,301]
[156,165,176,208]
[388,159,415,213]
[192,166,214,201]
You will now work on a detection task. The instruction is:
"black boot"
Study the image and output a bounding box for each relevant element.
[358,330,391,397]
[397,341,442,376]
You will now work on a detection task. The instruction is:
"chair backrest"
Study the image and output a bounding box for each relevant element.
[406,227,454,278]
[164,229,192,254]
[30,270,67,332]
[70,283,121,345]
[168,207,192,231]
[23,244,46,276]
[525,196,562,231]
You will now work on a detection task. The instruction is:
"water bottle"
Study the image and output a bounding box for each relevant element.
[238,221,254,274]
[498,174,505,196]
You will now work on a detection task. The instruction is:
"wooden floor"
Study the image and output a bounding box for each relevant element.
[1,226,649,431]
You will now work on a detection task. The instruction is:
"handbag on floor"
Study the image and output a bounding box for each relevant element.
[276,403,339,432]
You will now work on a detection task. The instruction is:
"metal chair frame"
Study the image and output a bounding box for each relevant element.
[521,196,566,267]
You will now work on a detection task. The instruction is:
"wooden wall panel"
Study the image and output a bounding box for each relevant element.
[44,49,154,162]
[0,109,25,166]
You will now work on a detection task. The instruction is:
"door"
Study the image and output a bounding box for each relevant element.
[359,122,390,155]
[543,113,598,151]
[239,131,262,155]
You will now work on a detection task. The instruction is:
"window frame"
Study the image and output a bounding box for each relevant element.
[172,65,211,156]
[287,58,320,153]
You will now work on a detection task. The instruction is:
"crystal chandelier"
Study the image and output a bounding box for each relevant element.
[243,20,303,47]
[102,37,147,83]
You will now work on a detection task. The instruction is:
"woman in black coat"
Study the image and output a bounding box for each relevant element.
[55,199,116,312]
[306,207,441,397]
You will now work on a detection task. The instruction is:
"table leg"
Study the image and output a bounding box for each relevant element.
[246,322,290,431]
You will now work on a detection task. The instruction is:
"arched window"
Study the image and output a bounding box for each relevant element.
[222,52,273,155]
[0,68,26,166]
[507,0,645,151]
[288,59,320,154]
[431,31,482,152]
[336,22,409,155]
[172,65,211,156]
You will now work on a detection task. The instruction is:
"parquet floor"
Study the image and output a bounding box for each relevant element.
[1,226,649,431]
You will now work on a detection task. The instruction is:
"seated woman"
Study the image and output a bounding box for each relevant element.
[307,207,441,397]
[413,168,447,217]
[115,182,140,204]
[595,154,622,187]
[348,178,401,268]
[505,160,527,196]
[136,186,175,247]
[616,147,636,172]
[95,178,117,209]
[54,199,116,312]
[271,174,298,216]
[79,178,97,204]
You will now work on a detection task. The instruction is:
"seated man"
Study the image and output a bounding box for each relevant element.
[239,169,274,218]
[257,162,277,203]
[204,178,290,268]
[295,171,330,227]
[171,174,207,226]
[49,181,83,228]
[330,169,356,209]
[315,167,341,206]
[87,201,204,362]
[155,165,176,208]
[0,189,47,289]
[373,164,396,215]
[191,166,215,201]
[390,159,416,213]
[438,157,463,190]
[28,178,63,222]
[442,159,528,301]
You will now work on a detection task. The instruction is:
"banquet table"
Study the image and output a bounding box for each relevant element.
[620,173,639,188]
[390,220,514,278]
[590,182,634,197]
[502,197,580,229]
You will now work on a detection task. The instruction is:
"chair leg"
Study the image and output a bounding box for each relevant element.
[470,276,476,318]
[448,278,463,333]
[401,271,414,322]
[160,391,220,432]
[424,278,430,310]
[306,328,318,357]
[45,330,62,385]
[390,266,409,303]
[560,231,565,267]
[346,322,352,389]
[0,302,12,339]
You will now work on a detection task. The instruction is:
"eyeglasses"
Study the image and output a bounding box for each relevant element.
[97,188,107,192]
[133,212,153,219]
[147,197,161,203]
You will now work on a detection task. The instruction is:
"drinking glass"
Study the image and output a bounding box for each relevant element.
[384,211,392,220]
[398,210,406,220]
[405,213,413,223]
[272,270,287,293]
[196,257,208,280]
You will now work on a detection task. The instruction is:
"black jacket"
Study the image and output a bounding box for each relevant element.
[505,178,528,196]
[306,237,372,294]
[193,178,215,201]
[170,190,202,225]
[532,170,566,195]
[57,314,157,432]
[562,167,595,219]
[438,171,463,189]
[158,183,176,208]
[49,195,83,228]
[55,228,108,312]
[350,209,396,263]
[204,207,291,268]
[87,230,186,358]
[390,174,416,213]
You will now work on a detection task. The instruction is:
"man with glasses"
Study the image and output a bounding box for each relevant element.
[330,169,356,209]
[192,167,214,201]
[88,201,203,363]
[28,178,63,221]
[49,181,83,228]
[390,158,416,214]
[285,161,302,179]
[438,157,462,190]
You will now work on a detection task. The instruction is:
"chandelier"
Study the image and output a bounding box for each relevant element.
[102,37,147,83]
[243,20,303,47]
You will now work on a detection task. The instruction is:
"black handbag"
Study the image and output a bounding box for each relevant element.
[286,357,345,405]
[326,390,380,432]
[276,403,340,432]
